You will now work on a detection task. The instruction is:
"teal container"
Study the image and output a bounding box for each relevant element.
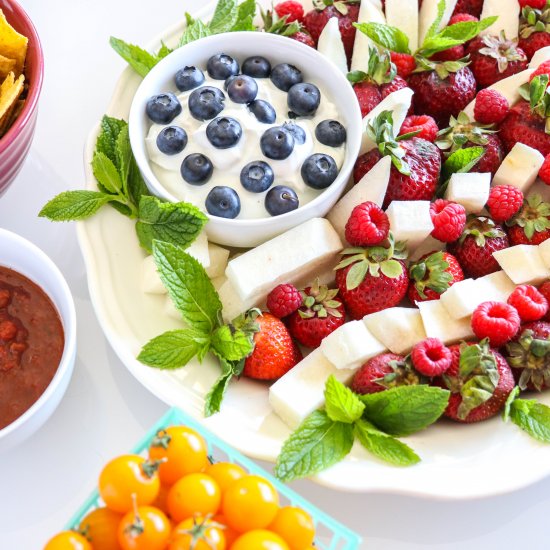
[66,407,361,550]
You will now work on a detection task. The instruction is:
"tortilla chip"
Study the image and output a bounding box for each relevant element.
[0,10,27,76]
[0,72,24,136]
[0,53,15,79]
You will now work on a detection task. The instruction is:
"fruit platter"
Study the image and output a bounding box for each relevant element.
[40,0,550,498]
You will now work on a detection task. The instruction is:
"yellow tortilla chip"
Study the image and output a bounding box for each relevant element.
[0,72,24,136]
[0,53,15,79]
[0,10,27,76]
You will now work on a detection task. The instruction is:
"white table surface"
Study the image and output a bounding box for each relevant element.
[2,1,550,548]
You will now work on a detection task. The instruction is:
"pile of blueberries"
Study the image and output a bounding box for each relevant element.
[146,53,347,219]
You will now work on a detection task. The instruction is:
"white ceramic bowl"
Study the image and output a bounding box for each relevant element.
[0,229,77,453]
[129,31,362,248]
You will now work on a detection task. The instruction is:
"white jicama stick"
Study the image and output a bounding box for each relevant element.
[480,0,520,39]
[418,0,458,46]
[385,0,419,52]
[350,0,386,72]
[317,17,348,75]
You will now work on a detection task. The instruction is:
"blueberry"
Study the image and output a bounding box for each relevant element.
[205,186,241,218]
[265,185,299,216]
[146,93,182,124]
[248,100,276,124]
[242,56,272,78]
[301,154,338,189]
[240,161,274,193]
[224,75,238,90]
[156,126,188,155]
[270,63,302,92]
[174,66,204,91]
[207,53,239,80]
[188,86,225,121]
[227,75,258,103]
[287,82,321,117]
[260,127,295,160]
[283,121,306,144]
[206,117,242,149]
[315,119,346,147]
[181,153,213,185]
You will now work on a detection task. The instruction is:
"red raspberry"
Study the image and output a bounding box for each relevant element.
[540,154,550,185]
[430,199,467,242]
[529,60,550,81]
[290,31,315,48]
[471,301,521,347]
[267,284,303,318]
[411,338,452,377]
[399,115,439,142]
[345,201,390,246]
[449,13,478,24]
[507,284,549,322]
[519,0,547,8]
[274,0,304,23]
[431,45,465,62]
[539,281,550,321]
[486,185,524,222]
[474,89,510,124]
[390,52,416,79]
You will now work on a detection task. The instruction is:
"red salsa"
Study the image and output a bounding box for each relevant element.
[0,266,64,429]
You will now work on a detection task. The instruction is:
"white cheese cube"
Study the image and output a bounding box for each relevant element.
[350,0,386,72]
[445,172,491,214]
[419,0,458,45]
[186,231,211,269]
[363,307,426,355]
[218,279,261,322]
[476,271,517,302]
[418,299,475,344]
[539,238,550,269]
[492,143,545,192]
[530,47,550,68]
[142,255,166,295]
[386,200,434,251]
[317,17,348,75]
[385,0,419,51]
[493,245,550,285]
[439,278,479,319]
[225,218,342,303]
[269,349,357,429]
[409,236,446,261]
[320,320,386,370]
[480,0,519,39]
[205,243,229,279]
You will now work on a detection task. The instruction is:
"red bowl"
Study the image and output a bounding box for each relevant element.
[0,0,43,196]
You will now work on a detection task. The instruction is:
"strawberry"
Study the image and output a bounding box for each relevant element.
[335,234,409,319]
[506,321,550,391]
[286,280,345,348]
[430,44,465,62]
[447,216,509,278]
[290,31,316,47]
[452,0,484,18]
[506,194,550,245]
[242,311,302,380]
[353,112,441,208]
[408,251,464,303]
[353,82,382,118]
[519,4,550,60]
[380,75,409,99]
[260,6,313,47]
[466,33,528,88]
[440,340,514,423]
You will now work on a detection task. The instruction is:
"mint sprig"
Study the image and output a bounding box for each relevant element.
[503,387,550,443]
[353,22,411,54]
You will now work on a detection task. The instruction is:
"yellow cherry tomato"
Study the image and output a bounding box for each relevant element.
[213,514,239,547]
[151,483,170,516]
[44,531,92,550]
[268,506,315,550]
[231,529,290,550]
[149,426,209,485]
[79,506,122,550]
[205,462,246,493]
[167,473,221,523]
[99,454,160,514]
[222,475,279,533]
[117,506,171,550]
[169,515,226,550]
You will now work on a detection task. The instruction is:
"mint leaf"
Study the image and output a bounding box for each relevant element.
[509,399,550,443]
[138,328,208,369]
[39,191,113,221]
[116,124,132,194]
[127,154,150,207]
[274,410,354,482]
[109,37,159,77]
[205,369,234,417]
[92,152,123,195]
[135,196,207,253]
[354,419,420,466]
[96,115,126,167]
[353,22,411,54]
[420,36,467,56]
[503,386,521,422]
[424,0,446,42]
[324,375,365,424]
[209,0,238,33]
[211,325,253,361]
[442,146,484,180]
[232,0,256,30]
[156,41,173,60]
[360,385,450,436]
[439,17,498,42]
[152,241,222,334]
[179,20,212,47]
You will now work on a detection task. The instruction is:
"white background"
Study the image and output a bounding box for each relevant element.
[1,1,550,548]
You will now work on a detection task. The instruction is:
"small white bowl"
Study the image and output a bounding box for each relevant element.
[0,229,77,453]
[129,31,362,248]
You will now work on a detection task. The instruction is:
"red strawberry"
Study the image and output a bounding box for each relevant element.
[447,216,509,278]
[466,33,528,88]
[243,311,302,380]
[430,45,465,62]
[540,153,550,184]
[286,281,345,348]
[408,251,464,303]
[531,60,550,81]
[353,82,382,117]
[440,340,514,423]
[506,194,550,245]
[519,4,550,60]
[380,75,409,99]
[335,235,409,319]
[261,7,313,48]
[452,0,484,18]
[506,321,550,390]
[449,13,479,25]
[290,31,316,47]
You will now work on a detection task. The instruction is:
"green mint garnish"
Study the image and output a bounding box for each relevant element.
[353,22,411,54]
[324,375,365,424]
[440,146,484,190]
[504,392,550,444]
[38,191,115,221]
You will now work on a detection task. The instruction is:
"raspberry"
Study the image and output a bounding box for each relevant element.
[519,0,547,8]
[540,154,550,185]
[411,338,452,377]
[399,115,439,142]
[267,284,303,318]
[431,44,465,62]
[486,185,524,222]
[274,0,304,23]
[345,201,390,246]
[529,60,550,81]
[507,284,549,322]
[449,13,478,24]
[539,281,550,320]
[474,89,510,124]
[471,301,521,347]
[390,52,416,78]
[430,199,467,242]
